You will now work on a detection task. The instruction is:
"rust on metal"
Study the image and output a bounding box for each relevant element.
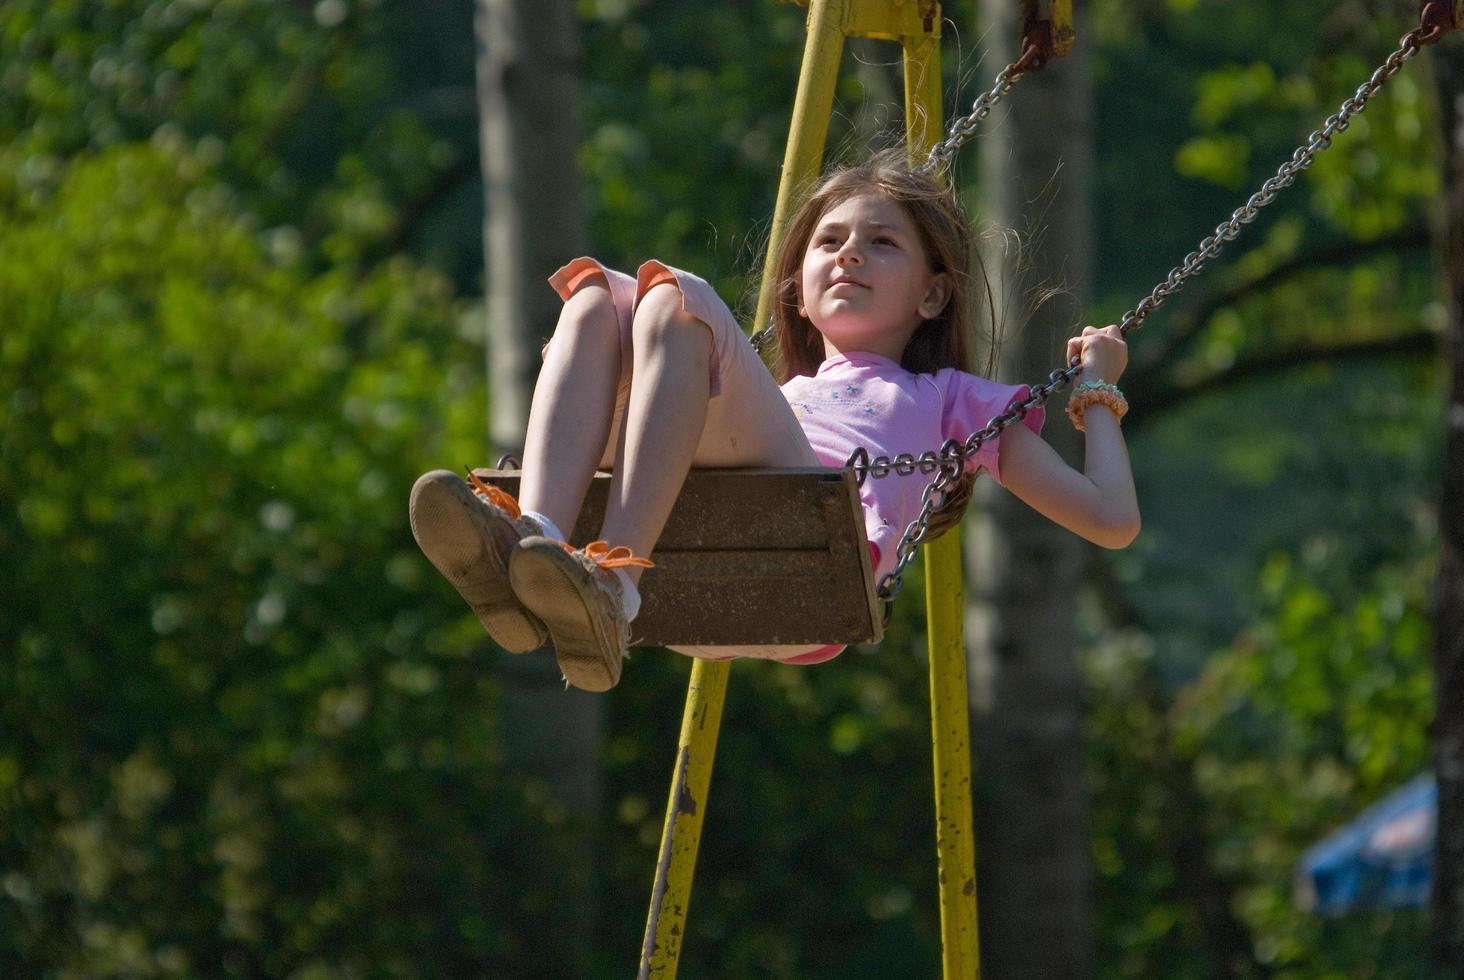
[677,782,698,816]
[1019,0,1074,69]
[1418,0,1459,45]
[639,746,693,978]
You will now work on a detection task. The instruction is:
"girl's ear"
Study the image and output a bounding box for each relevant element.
[917,272,953,320]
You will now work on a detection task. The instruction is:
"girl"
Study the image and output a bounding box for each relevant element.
[409,150,1139,692]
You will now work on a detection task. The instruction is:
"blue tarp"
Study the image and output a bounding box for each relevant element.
[1296,773,1435,916]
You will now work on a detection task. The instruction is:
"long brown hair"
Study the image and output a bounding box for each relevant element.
[772,148,984,381]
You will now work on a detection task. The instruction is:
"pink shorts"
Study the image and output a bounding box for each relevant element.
[548,257,849,667]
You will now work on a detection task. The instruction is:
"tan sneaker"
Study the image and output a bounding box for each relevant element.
[508,537,652,692]
[409,469,547,653]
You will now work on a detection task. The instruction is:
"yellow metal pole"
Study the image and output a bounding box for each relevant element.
[639,2,1007,974]
[641,4,848,977]
[637,659,730,978]
[903,13,981,977]
[1050,0,1076,57]
[925,531,980,977]
[753,0,850,342]
[902,16,941,161]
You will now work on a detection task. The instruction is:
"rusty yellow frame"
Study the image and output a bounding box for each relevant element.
[636,2,1072,977]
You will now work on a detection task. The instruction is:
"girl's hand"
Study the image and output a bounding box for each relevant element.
[1066,324,1128,384]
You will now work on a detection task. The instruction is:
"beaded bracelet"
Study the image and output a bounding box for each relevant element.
[1066,380,1129,432]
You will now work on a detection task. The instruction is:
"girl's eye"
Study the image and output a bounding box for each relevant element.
[874,236,897,247]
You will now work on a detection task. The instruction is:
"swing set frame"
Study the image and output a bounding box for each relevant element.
[642,2,1020,975]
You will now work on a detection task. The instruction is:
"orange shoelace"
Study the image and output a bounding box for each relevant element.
[463,469,654,569]
[558,539,655,570]
[465,468,522,518]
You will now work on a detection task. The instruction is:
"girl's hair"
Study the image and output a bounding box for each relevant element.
[772,147,982,381]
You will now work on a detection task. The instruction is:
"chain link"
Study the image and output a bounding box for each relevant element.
[916,42,1041,177]
[855,25,1430,613]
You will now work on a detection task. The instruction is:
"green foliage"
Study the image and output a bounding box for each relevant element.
[1093,327,1443,974]
[1177,548,1435,978]
[0,139,539,975]
[576,1,824,310]
[1091,0,1437,316]
[0,0,484,285]
[1088,540,1440,979]
[1085,4,1447,973]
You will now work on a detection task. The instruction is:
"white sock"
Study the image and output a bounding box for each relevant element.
[520,510,639,621]
[521,510,566,543]
[613,568,641,622]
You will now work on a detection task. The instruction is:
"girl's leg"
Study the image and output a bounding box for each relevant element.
[412,261,633,662]
[596,281,713,580]
[517,280,622,535]
[510,264,818,690]
[604,266,831,665]
[598,273,818,584]
[410,273,624,654]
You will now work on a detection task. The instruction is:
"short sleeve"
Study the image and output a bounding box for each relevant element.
[940,372,1045,486]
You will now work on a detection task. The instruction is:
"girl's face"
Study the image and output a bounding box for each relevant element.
[798,192,950,363]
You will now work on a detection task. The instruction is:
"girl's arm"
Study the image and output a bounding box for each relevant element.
[995,326,1140,550]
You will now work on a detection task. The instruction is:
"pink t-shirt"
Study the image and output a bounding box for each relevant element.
[780,352,1045,581]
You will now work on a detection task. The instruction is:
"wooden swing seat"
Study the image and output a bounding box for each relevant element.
[472,467,883,647]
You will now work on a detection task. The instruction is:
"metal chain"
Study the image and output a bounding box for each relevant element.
[860,22,1435,611]
[916,42,1041,176]
[854,359,1081,608]
[1110,26,1427,339]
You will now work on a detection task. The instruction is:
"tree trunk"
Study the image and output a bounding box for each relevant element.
[1431,38,1464,971]
[476,0,603,967]
[480,0,585,452]
[968,1,1094,977]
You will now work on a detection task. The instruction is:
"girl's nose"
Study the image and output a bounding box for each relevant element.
[835,241,862,265]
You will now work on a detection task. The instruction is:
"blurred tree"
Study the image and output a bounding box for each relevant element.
[1430,27,1464,972]
[475,0,605,969]
[968,1,1094,976]
[480,0,586,452]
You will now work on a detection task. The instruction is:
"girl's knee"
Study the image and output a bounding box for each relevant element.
[551,280,620,352]
[632,282,709,347]
[562,279,615,320]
